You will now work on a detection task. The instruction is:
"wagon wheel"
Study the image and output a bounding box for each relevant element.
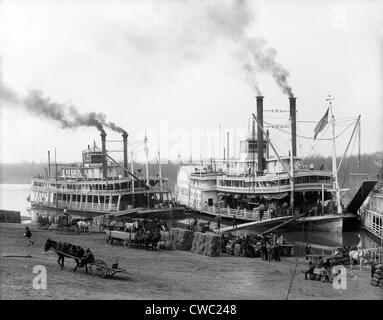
[105,269,115,278]
[101,267,108,278]
[105,236,112,244]
[95,267,102,277]
[123,239,130,248]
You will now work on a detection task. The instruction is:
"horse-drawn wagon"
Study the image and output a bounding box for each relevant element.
[37,215,51,230]
[44,238,127,278]
[105,230,137,247]
[56,215,92,233]
[104,229,161,250]
[56,215,80,232]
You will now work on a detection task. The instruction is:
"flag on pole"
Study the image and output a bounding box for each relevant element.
[314,108,329,140]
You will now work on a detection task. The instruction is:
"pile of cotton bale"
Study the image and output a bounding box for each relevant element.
[233,244,241,257]
[225,243,234,255]
[171,228,194,251]
[371,263,383,288]
[159,230,173,250]
[190,232,221,257]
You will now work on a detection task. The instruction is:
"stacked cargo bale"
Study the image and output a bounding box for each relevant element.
[371,263,383,288]
[191,232,206,255]
[160,230,173,250]
[171,228,194,251]
[225,243,234,255]
[190,232,221,257]
[233,244,241,257]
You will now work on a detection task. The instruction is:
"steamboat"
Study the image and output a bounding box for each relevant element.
[28,130,184,221]
[175,95,377,232]
[359,183,383,243]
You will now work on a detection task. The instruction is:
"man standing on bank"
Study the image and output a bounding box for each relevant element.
[24,226,34,246]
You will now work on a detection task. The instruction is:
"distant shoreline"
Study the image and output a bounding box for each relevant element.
[0,179,31,184]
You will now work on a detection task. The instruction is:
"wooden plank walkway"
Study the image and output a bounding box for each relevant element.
[220,216,294,233]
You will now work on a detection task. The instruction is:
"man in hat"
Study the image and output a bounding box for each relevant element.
[81,248,95,269]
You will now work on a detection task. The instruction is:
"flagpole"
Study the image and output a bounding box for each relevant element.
[327,95,342,214]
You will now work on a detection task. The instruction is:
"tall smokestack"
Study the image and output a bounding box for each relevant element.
[289,97,297,157]
[48,151,51,178]
[122,131,128,177]
[256,96,264,174]
[100,129,107,179]
[226,131,230,173]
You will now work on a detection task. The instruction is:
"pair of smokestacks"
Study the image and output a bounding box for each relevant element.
[100,130,129,179]
[256,96,297,174]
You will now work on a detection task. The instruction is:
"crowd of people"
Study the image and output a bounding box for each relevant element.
[221,232,286,261]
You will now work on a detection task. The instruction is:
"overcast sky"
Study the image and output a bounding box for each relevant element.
[0,0,382,164]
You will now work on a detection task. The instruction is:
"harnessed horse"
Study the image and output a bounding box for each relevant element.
[44,239,91,272]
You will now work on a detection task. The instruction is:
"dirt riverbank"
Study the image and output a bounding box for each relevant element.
[0,223,381,300]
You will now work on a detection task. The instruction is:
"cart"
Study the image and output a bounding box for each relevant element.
[37,216,51,230]
[88,259,127,278]
[105,230,137,247]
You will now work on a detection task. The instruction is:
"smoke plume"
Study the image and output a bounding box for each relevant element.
[0,70,126,134]
[126,0,294,97]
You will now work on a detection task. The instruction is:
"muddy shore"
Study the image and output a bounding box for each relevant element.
[0,223,381,300]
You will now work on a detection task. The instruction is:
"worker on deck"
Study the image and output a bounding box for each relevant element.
[216,215,221,232]
[282,202,288,216]
[232,214,237,229]
[305,243,312,260]
[270,205,276,219]
[258,204,265,221]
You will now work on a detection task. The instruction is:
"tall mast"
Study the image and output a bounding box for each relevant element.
[55,147,58,208]
[327,95,342,214]
[144,131,149,185]
[158,151,163,200]
[144,131,150,208]
[130,151,135,207]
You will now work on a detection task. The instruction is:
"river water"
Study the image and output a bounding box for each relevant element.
[0,183,379,255]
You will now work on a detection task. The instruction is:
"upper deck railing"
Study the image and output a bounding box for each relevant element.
[215,182,333,194]
[31,185,171,195]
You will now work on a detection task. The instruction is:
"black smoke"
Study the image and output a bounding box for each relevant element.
[0,67,125,133]
[125,0,294,97]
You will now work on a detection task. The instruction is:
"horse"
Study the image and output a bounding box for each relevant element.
[144,230,161,250]
[135,231,147,248]
[44,238,88,272]
[124,221,139,232]
[77,220,90,232]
